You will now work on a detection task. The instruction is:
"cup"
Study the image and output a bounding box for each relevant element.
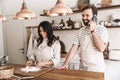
[43,9,48,15]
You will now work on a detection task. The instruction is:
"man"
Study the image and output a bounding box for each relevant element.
[58,5,108,73]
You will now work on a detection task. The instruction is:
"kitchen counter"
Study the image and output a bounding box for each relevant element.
[35,69,104,80]
[9,64,104,80]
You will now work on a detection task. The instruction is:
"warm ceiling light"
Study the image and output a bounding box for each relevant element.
[0,15,7,22]
[13,0,36,19]
[47,0,73,16]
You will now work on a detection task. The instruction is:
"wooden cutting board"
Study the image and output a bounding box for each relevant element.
[7,64,54,77]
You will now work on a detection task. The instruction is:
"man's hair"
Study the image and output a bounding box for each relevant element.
[82,5,98,16]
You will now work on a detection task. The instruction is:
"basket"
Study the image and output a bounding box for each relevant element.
[0,65,14,79]
[78,4,88,10]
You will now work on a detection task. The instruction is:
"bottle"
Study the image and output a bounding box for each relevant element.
[74,21,80,28]
[66,17,74,29]
[51,20,58,29]
[59,19,65,29]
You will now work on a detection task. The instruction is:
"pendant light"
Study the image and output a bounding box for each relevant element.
[13,0,36,19]
[47,0,73,16]
[0,15,7,22]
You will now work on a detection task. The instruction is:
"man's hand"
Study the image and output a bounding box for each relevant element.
[57,64,68,70]
[89,20,96,31]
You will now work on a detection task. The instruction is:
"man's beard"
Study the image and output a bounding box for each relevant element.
[82,19,90,26]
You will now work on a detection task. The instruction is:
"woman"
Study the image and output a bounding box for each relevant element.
[26,21,61,68]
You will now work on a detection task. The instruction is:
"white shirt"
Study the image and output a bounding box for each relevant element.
[73,25,108,45]
[73,25,108,73]
[27,38,61,66]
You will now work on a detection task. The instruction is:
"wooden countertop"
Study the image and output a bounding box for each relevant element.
[9,64,104,80]
[36,69,104,80]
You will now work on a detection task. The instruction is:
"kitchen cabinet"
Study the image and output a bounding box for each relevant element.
[60,54,80,70]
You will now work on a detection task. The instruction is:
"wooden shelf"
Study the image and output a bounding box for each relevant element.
[106,26,120,28]
[53,26,120,31]
[26,26,80,31]
[40,14,48,16]
[26,26,120,31]
[26,26,38,28]
[53,28,80,31]
[73,4,120,13]
[61,53,67,58]
[54,25,120,31]
[40,5,120,16]
[98,4,120,10]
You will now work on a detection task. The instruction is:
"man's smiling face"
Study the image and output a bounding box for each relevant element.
[82,8,93,26]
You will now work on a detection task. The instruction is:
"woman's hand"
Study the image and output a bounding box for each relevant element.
[26,59,34,67]
[36,61,46,68]
[57,64,68,70]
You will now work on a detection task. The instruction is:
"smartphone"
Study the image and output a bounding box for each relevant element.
[92,15,97,23]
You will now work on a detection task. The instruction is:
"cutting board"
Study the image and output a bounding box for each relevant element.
[7,64,54,77]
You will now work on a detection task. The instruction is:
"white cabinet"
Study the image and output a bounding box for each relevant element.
[3,17,26,64]
[105,60,120,80]
[60,54,80,70]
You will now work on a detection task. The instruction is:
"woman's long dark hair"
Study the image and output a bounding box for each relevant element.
[37,21,57,47]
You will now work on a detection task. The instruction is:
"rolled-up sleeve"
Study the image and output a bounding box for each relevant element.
[73,28,83,45]
[73,31,80,45]
[51,41,61,66]
[100,27,108,44]
[97,26,108,44]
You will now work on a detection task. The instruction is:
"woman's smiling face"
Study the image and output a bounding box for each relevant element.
[39,27,47,38]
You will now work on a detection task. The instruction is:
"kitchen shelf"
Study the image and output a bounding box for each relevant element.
[26,26,80,31]
[61,53,67,58]
[53,28,80,31]
[26,26,120,32]
[53,26,120,31]
[40,5,120,16]
[73,4,120,13]
[106,26,120,28]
